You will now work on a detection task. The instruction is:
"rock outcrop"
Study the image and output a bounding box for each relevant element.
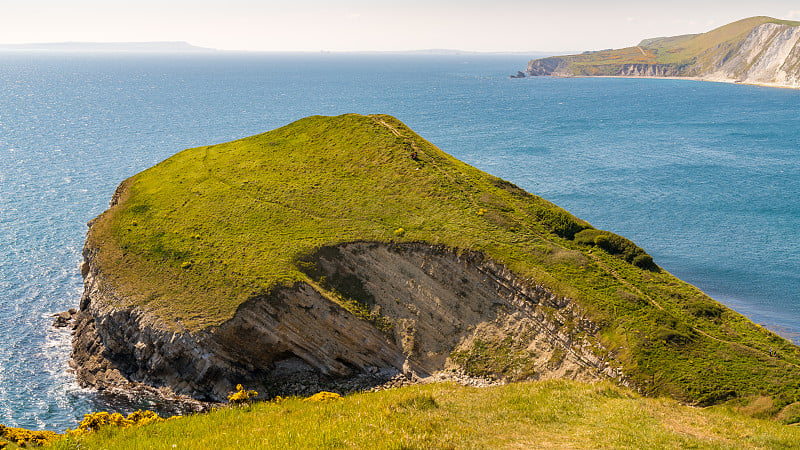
[526,17,800,89]
[72,239,624,402]
[703,23,800,87]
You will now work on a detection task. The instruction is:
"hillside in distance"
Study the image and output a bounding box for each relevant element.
[73,114,800,415]
[526,16,800,88]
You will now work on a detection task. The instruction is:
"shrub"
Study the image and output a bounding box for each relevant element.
[534,207,588,240]
[689,302,724,319]
[0,424,58,447]
[574,229,658,271]
[632,254,656,270]
[228,384,258,405]
[574,229,605,245]
[305,391,341,402]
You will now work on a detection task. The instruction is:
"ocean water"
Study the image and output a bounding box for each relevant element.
[1,52,799,430]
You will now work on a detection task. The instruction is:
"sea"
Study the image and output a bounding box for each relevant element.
[1,51,799,430]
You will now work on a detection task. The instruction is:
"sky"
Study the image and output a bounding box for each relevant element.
[1,0,800,52]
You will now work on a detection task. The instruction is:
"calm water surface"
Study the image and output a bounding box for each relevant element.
[1,52,799,429]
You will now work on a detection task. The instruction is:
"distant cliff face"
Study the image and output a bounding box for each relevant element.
[705,23,800,86]
[527,17,800,88]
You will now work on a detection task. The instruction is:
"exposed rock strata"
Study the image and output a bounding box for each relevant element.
[527,22,800,89]
[73,238,626,402]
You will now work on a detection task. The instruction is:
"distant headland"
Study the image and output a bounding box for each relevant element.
[0,41,215,52]
[524,16,800,89]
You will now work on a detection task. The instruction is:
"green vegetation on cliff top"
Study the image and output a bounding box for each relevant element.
[50,381,800,449]
[90,113,800,406]
[531,16,800,75]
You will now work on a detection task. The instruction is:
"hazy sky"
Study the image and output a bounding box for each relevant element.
[2,1,800,52]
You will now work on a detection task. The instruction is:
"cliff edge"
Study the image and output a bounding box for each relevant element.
[72,114,800,408]
[527,16,800,89]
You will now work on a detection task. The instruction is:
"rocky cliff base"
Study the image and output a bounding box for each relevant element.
[72,241,625,403]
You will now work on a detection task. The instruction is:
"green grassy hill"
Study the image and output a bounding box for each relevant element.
[88,113,800,409]
[48,381,800,449]
[527,16,800,78]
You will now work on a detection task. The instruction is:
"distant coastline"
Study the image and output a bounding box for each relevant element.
[525,17,800,90]
[0,41,216,53]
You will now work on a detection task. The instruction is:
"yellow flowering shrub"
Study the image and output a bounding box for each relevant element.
[0,409,170,447]
[304,391,341,402]
[0,423,58,447]
[228,384,258,405]
[65,409,167,438]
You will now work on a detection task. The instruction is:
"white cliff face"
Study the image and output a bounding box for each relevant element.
[705,23,800,87]
[527,21,800,89]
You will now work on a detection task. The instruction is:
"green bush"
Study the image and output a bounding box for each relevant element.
[632,254,655,270]
[574,229,658,271]
[534,208,588,239]
[573,229,605,245]
[688,302,723,319]
[594,234,610,248]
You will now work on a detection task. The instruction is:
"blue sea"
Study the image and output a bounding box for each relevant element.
[1,52,799,430]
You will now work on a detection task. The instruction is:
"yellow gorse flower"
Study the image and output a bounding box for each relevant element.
[228,384,258,405]
[304,391,341,402]
[0,423,58,447]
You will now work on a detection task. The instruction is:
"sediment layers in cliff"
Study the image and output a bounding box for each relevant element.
[72,240,624,402]
[526,20,800,88]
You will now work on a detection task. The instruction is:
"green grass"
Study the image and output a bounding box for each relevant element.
[49,381,800,449]
[89,113,800,407]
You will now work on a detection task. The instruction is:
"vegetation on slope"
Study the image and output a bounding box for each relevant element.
[528,16,800,76]
[89,113,800,407]
[49,381,800,449]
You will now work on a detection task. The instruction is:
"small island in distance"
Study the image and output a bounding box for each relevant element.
[524,16,800,89]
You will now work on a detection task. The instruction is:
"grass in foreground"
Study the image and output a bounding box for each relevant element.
[49,381,800,449]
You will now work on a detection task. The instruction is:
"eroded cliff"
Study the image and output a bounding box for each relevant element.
[526,17,800,89]
[73,240,622,402]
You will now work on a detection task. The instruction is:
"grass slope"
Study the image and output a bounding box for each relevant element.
[51,381,800,449]
[90,113,800,407]
[532,16,800,76]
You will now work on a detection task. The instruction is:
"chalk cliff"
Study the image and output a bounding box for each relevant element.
[527,17,800,89]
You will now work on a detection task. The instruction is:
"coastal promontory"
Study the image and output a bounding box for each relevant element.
[72,114,800,413]
[526,16,800,89]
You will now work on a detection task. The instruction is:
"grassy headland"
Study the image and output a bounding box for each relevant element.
[88,113,800,407]
[48,381,800,449]
[528,16,800,77]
